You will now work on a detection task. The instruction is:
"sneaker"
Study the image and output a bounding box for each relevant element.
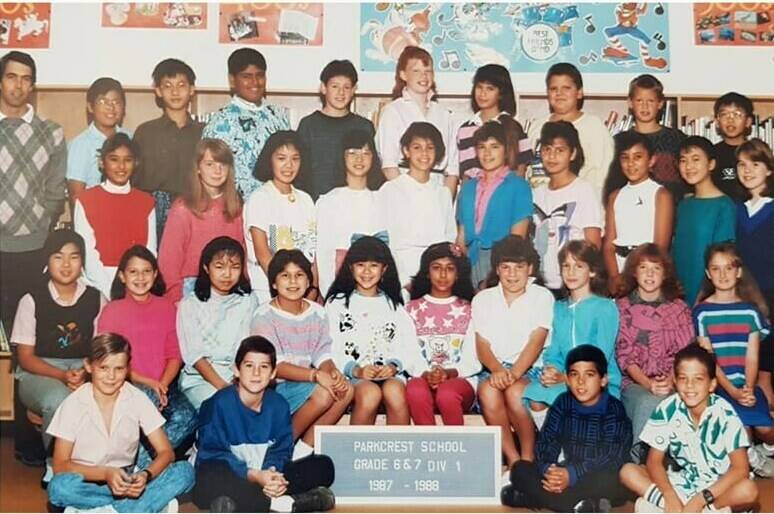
[603,46,631,59]
[500,484,527,508]
[291,486,335,513]
[500,469,511,487]
[572,498,597,512]
[162,498,179,513]
[63,506,118,513]
[634,497,663,513]
[757,442,774,457]
[209,496,236,513]
[748,445,774,477]
[598,498,613,513]
[41,462,53,490]
[643,56,668,70]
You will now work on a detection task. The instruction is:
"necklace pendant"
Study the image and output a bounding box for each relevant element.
[288,192,296,203]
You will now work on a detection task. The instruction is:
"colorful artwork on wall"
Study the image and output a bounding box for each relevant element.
[360,3,671,73]
[0,3,51,49]
[101,3,207,29]
[218,3,323,45]
[693,3,774,46]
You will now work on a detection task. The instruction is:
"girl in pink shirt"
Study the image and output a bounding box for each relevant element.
[405,243,480,425]
[159,138,244,303]
[99,245,196,468]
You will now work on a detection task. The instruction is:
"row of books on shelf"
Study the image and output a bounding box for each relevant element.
[679,115,774,148]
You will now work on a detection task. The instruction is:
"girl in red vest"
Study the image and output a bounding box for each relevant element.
[73,133,156,298]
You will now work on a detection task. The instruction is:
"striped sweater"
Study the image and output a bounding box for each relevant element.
[693,301,770,387]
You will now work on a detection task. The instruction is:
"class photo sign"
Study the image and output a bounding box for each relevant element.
[360,2,671,73]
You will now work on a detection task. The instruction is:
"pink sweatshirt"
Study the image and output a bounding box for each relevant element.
[158,197,244,303]
[97,295,181,381]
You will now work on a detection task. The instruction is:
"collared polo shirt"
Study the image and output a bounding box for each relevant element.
[47,382,165,468]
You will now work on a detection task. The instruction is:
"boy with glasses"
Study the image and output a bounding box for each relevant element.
[66,77,130,199]
[713,92,755,201]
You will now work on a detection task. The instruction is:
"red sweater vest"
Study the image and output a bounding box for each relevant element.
[78,186,155,266]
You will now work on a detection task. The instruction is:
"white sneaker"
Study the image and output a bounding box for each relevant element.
[162,498,179,513]
[63,506,117,513]
[634,497,663,513]
[501,469,511,487]
[758,442,774,457]
[748,445,774,477]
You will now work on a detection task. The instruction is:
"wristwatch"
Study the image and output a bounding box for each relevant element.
[140,469,154,483]
[701,488,715,506]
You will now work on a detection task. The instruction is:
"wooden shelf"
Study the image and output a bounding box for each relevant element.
[31,87,774,142]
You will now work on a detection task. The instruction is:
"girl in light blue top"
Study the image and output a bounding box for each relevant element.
[177,236,258,410]
[523,240,621,408]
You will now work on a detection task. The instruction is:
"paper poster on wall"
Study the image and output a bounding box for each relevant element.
[218,3,323,45]
[101,3,207,29]
[693,3,774,46]
[0,3,51,48]
[360,3,670,73]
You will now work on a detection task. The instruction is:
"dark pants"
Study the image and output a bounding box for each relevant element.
[193,454,335,512]
[1,249,46,462]
[509,460,628,512]
[0,248,44,332]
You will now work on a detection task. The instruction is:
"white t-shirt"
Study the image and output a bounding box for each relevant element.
[243,181,316,302]
[528,113,614,196]
[376,89,459,187]
[378,174,457,286]
[315,187,387,297]
[532,177,603,289]
[472,281,555,364]
[613,178,662,271]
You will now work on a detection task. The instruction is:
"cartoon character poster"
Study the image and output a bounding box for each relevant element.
[0,3,51,48]
[694,3,774,46]
[360,3,670,73]
[218,3,323,45]
[101,3,207,29]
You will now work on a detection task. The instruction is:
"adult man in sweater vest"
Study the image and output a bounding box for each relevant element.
[0,51,66,466]
[0,51,66,332]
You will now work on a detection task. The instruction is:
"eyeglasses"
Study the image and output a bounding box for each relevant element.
[717,110,745,120]
[96,97,124,108]
[345,149,373,158]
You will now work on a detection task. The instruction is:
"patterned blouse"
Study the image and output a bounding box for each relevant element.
[615,292,695,388]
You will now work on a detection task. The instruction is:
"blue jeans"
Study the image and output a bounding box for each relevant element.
[48,461,194,513]
[136,384,197,469]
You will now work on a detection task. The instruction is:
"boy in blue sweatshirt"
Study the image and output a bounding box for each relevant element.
[193,336,335,513]
[502,344,632,512]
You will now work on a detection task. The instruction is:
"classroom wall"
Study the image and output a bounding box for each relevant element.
[17,2,774,95]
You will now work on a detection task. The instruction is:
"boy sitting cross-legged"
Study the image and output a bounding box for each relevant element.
[620,343,758,513]
[46,333,194,513]
[193,336,336,513]
[502,344,632,512]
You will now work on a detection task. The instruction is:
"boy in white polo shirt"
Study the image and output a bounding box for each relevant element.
[46,333,194,513]
[472,235,555,466]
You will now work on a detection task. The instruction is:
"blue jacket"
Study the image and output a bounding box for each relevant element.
[196,385,293,478]
[456,172,533,265]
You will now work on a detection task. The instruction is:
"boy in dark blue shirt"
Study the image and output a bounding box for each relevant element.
[193,336,335,513]
[502,344,632,512]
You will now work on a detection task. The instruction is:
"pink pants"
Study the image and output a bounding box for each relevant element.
[406,376,475,425]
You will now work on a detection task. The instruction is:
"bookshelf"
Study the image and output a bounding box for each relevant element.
[31,87,774,148]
